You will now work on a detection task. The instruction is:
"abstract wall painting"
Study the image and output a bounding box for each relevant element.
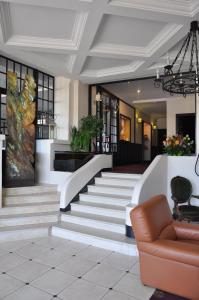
[5,71,36,187]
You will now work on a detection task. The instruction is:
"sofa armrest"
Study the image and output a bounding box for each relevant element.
[139,239,199,267]
[173,221,199,241]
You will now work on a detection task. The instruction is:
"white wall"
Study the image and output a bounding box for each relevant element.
[36,139,71,189]
[54,77,71,141]
[167,156,199,208]
[55,77,89,140]
[167,95,195,136]
[157,117,166,129]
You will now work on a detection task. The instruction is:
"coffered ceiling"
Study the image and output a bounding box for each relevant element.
[0,0,199,83]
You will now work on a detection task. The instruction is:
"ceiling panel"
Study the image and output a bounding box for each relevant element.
[103,78,171,103]
[83,56,132,71]
[93,14,167,47]
[10,3,76,39]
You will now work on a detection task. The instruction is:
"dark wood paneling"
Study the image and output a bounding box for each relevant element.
[113,140,142,166]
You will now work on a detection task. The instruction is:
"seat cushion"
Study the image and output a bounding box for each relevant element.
[179,205,199,213]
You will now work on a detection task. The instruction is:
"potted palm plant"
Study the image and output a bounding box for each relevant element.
[54,115,103,172]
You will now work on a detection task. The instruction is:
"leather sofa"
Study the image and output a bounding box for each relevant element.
[130,195,199,300]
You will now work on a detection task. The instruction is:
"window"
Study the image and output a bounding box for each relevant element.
[37,71,54,139]
[0,55,54,139]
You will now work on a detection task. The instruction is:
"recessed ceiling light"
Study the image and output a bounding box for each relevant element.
[137,89,141,94]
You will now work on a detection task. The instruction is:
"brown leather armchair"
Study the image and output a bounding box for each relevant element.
[130,195,199,300]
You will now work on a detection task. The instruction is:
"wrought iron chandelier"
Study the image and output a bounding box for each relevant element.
[154,21,199,96]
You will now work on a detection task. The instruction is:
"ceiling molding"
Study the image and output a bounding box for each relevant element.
[81,60,144,78]
[0,0,196,83]
[6,35,79,50]
[71,12,88,48]
[0,2,12,42]
[66,55,77,73]
[109,0,192,16]
[147,23,183,56]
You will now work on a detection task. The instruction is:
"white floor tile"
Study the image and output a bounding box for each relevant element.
[0,253,26,272]
[0,274,24,298]
[15,243,49,259]
[102,290,137,300]
[83,263,125,288]
[103,252,138,271]
[114,273,154,300]
[130,262,140,276]
[76,245,112,263]
[3,285,52,300]
[0,248,8,257]
[65,240,89,252]
[56,256,97,277]
[31,269,76,295]
[34,237,71,249]
[7,261,50,283]
[33,248,72,267]
[0,240,31,252]
[59,278,107,300]
[0,237,146,300]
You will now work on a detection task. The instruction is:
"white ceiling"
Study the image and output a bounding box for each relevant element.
[102,78,168,119]
[0,0,199,82]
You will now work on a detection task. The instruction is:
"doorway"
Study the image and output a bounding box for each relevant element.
[143,122,152,162]
[176,113,195,153]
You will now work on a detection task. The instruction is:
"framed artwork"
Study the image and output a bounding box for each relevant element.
[5,71,36,187]
[120,114,131,142]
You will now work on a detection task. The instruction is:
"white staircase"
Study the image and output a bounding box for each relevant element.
[52,172,142,256]
[0,185,60,242]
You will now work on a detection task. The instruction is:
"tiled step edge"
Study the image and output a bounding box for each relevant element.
[51,223,138,256]
[61,213,125,234]
[0,224,52,242]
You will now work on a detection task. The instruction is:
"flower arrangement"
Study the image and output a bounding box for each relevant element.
[163,134,194,156]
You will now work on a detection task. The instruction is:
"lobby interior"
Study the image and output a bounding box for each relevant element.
[0,1,199,300]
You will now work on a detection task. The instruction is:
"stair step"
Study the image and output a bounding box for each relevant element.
[70,202,125,219]
[3,192,59,206]
[0,212,59,227]
[3,185,57,196]
[51,222,137,256]
[0,203,59,216]
[79,192,131,207]
[95,177,138,188]
[0,224,51,242]
[87,185,133,197]
[61,211,124,234]
[101,172,142,180]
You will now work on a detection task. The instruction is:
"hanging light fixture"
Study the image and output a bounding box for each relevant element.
[154,21,199,96]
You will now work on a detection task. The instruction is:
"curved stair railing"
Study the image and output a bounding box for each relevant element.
[60,154,112,210]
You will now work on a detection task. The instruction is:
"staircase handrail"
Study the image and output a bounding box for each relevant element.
[131,155,167,205]
[60,154,112,209]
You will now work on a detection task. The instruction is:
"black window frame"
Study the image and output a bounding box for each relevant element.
[0,55,55,139]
